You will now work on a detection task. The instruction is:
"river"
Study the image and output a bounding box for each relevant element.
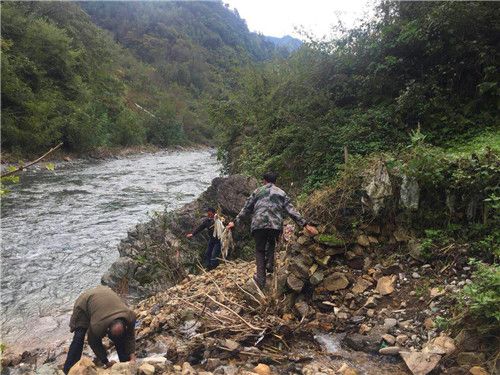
[0,149,219,349]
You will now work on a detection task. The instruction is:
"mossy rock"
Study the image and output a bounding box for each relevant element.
[315,234,345,247]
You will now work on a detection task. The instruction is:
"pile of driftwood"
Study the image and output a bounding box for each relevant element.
[134,257,298,363]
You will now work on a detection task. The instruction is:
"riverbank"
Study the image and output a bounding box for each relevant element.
[1,226,492,374]
[0,143,213,165]
[2,149,498,374]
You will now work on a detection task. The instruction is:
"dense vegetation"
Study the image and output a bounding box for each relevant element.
[210,1,499,340]
[213,1,499,190]
[1,1,290,156]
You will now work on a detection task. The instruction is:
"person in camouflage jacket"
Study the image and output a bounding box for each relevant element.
[228,172,317,288]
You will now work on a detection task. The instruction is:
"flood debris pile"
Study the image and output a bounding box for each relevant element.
[131,257,408,375]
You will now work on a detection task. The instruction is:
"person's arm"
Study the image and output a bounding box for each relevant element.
[283,195,318,235]
[283,195,307,227]
[123,320,136,361]
[234,191,257,225]
[88,330,109,365]
[190,218,210,237]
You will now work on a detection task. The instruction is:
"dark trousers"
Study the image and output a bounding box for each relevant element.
[63,328,130,374]
[253,228,281,288]
[204,237,221,269]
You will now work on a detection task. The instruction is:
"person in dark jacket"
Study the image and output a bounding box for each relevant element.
[186,207,221,270]
[228,172,317,288]
[63,286,136,374]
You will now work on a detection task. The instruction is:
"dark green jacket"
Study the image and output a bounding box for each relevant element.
[69,286,136,361]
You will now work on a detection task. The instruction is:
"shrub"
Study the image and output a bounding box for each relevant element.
[459,259,500,334]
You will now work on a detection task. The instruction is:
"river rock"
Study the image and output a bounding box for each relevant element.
[375,275,396,295]
[287,273,304,292]
[253,364,272,375]
[289,256,311,279]
[316,255,331,266]
[138,363,155,375]
[357,235,371,247]
[383,318,398,330]
[400,351,441,375]
[396,334,409,345]
[323,273,349,291]
[297,236,311,246]
[310,270,325,285]
[382,334,396,345]
[182,362,197,375]
[337,363,358,375]
[343,333,381,353]
[68,357,97,375]
[214,365,238,375]
[110,362,134,375]
[379,346,401,355]
[351,277,372,294]
[469,366,488,375]
[364,296,378,308]
[35,363,62,375]
[425,334,455,355]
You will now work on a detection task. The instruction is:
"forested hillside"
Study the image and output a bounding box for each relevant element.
[1,1,284,156]
[211,1,499,348]
[213,1,499,190]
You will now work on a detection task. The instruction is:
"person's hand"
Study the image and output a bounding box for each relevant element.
[129,354,137,363]
[227,222,235,229]
[186,233,193,238]
[304,224,318,236]
[103,360,116,369]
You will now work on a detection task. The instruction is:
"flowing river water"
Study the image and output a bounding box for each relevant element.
[1,149,220,349]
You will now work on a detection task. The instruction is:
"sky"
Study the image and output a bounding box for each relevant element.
[224,0,374,39]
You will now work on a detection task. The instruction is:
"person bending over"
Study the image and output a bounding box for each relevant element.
[63,286,136,374]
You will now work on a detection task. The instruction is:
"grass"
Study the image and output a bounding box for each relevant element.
[444,129,500,158]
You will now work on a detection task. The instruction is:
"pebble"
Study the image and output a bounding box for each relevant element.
[396,334,408,345]
[409,291,416,296]
[382,334,396,345]
[412,272,420,279]
[384,318,398,329]
[253,363,272,375]
[379,346,401,355]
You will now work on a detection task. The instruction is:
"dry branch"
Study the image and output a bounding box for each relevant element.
[1,142,63,178]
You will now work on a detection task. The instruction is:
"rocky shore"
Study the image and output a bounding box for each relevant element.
[1,172,496,375]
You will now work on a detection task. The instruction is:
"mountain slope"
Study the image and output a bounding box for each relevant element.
[1,1,286,156]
